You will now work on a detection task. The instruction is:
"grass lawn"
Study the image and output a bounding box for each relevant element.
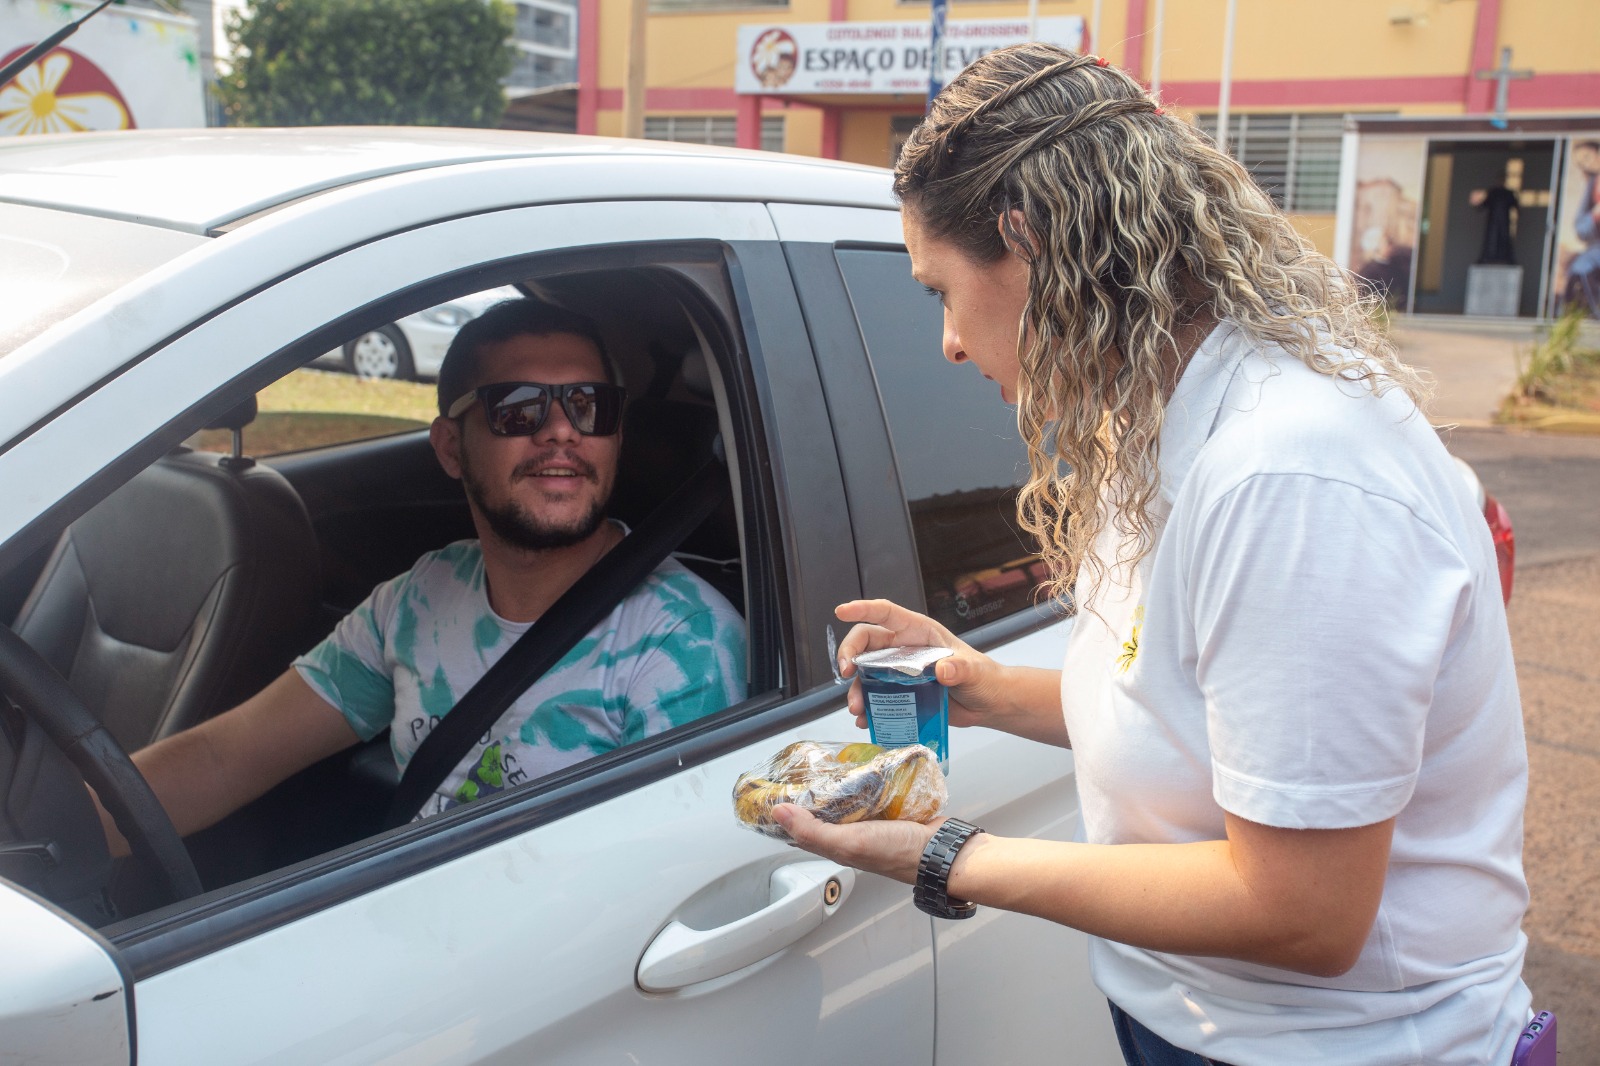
[1496,311,1600,435]
[1499,361,1600,426]
[191,369,438,455]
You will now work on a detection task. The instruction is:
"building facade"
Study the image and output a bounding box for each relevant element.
[577,0,1599,316]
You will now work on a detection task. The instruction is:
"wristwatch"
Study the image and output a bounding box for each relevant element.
[913,817,985,919]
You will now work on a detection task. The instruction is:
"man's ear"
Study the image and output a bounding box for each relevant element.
[430,416,464,480]
[998,208,1035,260]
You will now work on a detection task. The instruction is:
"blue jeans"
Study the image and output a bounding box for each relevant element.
[1109,1001,1236,1066]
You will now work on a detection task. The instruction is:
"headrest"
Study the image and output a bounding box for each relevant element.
[205,395,258,433]
[611,399,722,529]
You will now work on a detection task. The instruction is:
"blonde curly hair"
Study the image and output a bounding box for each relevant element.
[893,43,1427,609]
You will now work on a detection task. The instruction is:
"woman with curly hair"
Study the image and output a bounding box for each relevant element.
[775,43,1531,1066]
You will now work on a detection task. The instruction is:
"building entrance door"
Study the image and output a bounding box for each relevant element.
[1414,139,1556,317]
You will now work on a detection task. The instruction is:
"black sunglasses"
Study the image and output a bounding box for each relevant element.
[447,381,626,437]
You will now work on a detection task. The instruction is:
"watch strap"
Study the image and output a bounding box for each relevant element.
[914,817,984,920]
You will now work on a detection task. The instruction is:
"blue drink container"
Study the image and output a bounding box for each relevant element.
[854,645,953,773]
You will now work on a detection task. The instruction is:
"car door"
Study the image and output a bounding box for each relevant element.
[774,202,1124,1066]
[0,884,132,1066]
[0,193,936,1064]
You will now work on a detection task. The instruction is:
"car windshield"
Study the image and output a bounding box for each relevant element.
[0,202,208,358]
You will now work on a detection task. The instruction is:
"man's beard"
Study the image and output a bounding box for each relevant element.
[461,450,610,552]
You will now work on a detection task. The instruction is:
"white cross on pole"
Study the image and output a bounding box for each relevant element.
[1475,46,1533,126]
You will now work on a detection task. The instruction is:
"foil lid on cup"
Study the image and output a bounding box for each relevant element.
[852,644,954,676]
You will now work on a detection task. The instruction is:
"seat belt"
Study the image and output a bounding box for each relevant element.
[383,455,730,829]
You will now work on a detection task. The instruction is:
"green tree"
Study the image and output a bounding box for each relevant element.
[216,0,515,128]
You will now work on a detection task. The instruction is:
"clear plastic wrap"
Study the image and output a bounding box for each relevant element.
[731,740,947,839]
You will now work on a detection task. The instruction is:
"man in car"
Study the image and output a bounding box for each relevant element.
[100,298,747,848]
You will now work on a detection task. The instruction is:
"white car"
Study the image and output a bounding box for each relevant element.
[330,285,522,380]
[0,129,1123,1065]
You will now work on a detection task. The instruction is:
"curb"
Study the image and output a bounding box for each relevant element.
[1434,416,1600,436]
[1520,414,1600,435]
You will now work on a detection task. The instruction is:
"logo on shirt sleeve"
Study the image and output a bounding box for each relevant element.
[1116,605,1144,674]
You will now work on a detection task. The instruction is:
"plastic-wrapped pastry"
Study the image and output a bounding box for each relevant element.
[731,740,946,839]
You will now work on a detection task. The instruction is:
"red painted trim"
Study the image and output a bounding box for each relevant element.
[598,87,732,110]
[1123,0,1148,80]
[597,87,857,112]
[736,94,763,148]
[1466,0,1503,114]
[821,107,841,159]
[577,0,600,135]
[1505,72,1600,111]
[829,0,847,20]
[1162,71,1600,110]
[592,74,1600,120]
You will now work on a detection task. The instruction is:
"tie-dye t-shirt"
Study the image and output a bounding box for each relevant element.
[293,536,746,819]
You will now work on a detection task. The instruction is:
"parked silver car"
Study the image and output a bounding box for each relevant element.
[331,285,521,380]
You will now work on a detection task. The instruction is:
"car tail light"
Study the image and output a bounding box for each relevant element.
[1484,492,1514,604]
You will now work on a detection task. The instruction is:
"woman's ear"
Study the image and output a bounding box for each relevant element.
[998,208,1036,260]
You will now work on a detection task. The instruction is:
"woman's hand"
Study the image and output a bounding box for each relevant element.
[835,599,1007,730]
[772,803,940,885]
[834,599,1069,746]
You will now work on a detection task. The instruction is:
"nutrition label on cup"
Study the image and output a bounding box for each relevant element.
[865,691,919,745]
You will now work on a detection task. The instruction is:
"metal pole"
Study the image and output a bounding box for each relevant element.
[1150,0,1166,95]
[1028,0,1039,42]
[1090,0,1102,54]
[622,0,648,139]
[1216,0,1238,155]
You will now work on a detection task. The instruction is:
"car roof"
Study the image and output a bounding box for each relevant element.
[0,127,895,234]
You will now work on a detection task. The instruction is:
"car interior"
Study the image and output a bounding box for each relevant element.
[0,250,774,927]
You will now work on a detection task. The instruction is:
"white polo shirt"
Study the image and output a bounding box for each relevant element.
[1061,324,1531,1066]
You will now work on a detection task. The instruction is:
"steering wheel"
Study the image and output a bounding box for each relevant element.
[0,625,201,907]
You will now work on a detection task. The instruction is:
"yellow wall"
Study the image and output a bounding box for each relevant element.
[1497,1,1600,97]
[778,104,823,154]
[1289,213,1338,259]
[593,0,1599,257]
[611,0,1598,115]
[1149,0,1479,85]
[839,110,897,169]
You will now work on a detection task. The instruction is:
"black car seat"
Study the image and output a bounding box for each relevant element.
[13,398,322,752]
[611,397,743,613]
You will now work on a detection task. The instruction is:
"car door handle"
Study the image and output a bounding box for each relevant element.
[636,860,856,992]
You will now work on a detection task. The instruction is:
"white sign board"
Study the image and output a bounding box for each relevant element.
[0,0,205,135]
[737,17,1084,96]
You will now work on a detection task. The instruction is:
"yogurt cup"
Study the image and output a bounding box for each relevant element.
[853,645,954,773]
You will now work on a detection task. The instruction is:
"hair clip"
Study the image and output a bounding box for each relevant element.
[1154,107,1167,116]
[1094,56,1110,67]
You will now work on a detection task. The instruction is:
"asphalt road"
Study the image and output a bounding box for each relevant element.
[1444,426,1600,568]
[1441,425,1600,1065]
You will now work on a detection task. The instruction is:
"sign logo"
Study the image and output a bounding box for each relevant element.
[749,28,798,90]
[0,47,134,136]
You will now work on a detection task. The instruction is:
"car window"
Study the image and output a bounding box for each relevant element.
[186,287,520,457]
[106,256,768,895]
[834,248,1045,635]
[185,367,437,456]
